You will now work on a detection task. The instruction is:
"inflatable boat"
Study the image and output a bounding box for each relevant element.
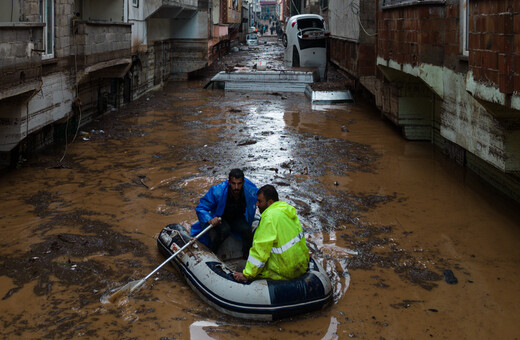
[157,224,333,321]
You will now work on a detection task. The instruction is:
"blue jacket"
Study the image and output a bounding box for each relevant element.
[190,177,258,246]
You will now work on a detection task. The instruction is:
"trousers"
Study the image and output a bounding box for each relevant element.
[209,216,252,258]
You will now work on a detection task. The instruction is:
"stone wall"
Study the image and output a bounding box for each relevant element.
[0,24,44,93]
[72,21,132,67]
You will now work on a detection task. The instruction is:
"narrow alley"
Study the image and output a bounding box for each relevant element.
[0,34,519,339]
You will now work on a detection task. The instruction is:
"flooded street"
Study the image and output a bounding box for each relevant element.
[1,37,520,339]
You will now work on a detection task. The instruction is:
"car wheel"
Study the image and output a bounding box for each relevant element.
[282,33,288,47]
[292,47,300,67]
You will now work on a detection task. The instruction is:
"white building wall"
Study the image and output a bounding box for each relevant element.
[128,0,147,51]
[171,12,209,39]
[28,73,74,133]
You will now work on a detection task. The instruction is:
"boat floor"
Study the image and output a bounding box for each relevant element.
[222,258,246,272]
[214,234,247,272]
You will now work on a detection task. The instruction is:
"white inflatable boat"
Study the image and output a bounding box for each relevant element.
[157,224,333,321]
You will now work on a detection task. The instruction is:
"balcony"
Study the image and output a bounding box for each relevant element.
[71,20,133,84]
[146,0,199,19]
[0,23,45,101]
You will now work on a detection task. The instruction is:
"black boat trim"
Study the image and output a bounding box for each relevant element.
[158,238,332,316]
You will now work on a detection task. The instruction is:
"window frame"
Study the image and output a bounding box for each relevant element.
[461,0,469,56]
[40,0,55,60]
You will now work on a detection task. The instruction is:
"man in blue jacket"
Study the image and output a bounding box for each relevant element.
[190,169,258,258]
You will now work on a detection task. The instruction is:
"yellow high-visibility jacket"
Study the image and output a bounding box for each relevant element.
[243,201,309,280]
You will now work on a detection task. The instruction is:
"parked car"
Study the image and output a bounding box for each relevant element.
[246,33,258,46]
[282,14,329,80]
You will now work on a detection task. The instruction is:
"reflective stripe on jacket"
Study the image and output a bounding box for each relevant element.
[243,201,309,280]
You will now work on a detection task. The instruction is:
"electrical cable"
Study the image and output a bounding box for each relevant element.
[60,19,81,164]
[327,0,377,37]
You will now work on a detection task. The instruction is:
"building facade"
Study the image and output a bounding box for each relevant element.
[0,0,215,167]
[324,0,520,202]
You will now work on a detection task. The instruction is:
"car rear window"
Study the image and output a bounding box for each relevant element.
[298,38,326,50]
[297,18,324,30]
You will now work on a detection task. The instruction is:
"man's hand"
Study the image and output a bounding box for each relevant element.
[233,272,248,283]
[209,217,222,226]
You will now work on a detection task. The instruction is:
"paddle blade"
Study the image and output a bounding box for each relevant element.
[101,279,145,304]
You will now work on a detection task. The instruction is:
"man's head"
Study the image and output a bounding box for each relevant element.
[256,184,279,214]
[228,168,245,199]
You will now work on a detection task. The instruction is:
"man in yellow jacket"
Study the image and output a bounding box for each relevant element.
[233,184,309,282]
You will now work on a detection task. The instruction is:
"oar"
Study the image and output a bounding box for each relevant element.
[106,219,219,302]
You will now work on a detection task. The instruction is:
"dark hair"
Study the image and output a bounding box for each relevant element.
[228,168,244,180]
[258,184,279,202]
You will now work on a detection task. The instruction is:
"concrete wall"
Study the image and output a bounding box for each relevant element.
[83,0,124,22]
[213,0,220,24]
[0,0,21,22]
[144,0,199,18]
[171,11,209,39]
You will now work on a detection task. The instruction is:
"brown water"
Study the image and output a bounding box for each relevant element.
[1,46,520,339]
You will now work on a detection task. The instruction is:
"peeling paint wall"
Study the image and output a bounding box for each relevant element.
[441,67,508,170]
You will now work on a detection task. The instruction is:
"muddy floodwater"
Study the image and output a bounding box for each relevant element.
[2,40,520,339]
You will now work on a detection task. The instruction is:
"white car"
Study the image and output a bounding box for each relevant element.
[246,33,258,46]
[282,14,329,80]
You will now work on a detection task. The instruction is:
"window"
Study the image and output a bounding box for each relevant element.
[40,0,54,59]
[461,0,469,56]
[132,0,139,7]
[297,18,325,30]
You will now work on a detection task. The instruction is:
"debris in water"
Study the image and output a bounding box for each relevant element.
[443,269,458,284]
[237,139,257,146]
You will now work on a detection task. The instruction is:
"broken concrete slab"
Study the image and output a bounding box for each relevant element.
[304,84,354,104]
[206,70,317,93]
